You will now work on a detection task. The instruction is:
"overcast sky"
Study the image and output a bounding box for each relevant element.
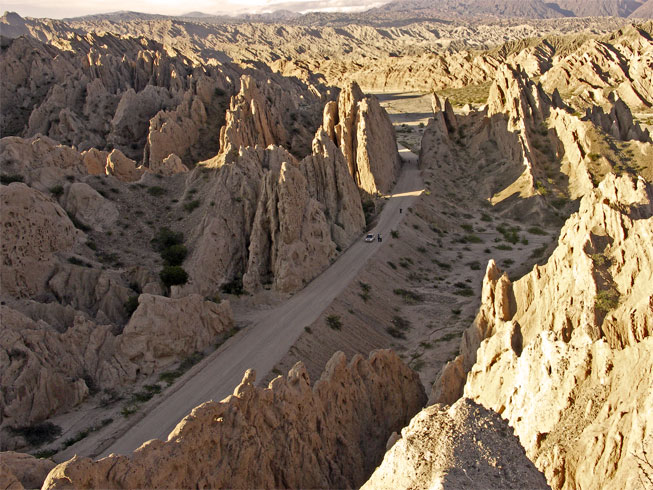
[3,0,388,19]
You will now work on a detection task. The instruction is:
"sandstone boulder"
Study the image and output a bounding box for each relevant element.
[149,153,188,176]
[105,149,144,182]
[42,350,426,489]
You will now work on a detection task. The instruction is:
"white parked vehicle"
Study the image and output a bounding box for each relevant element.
[364,234,375,242]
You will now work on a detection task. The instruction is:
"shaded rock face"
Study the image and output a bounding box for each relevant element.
[0,451,56,490]
[0,295,232,440]
[362,399,549,490]
[585,96,651,142]
[434,174,653,489]
[42,350,426,490]
[322,82,401,195]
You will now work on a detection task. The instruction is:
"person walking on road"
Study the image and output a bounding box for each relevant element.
[377,233,382,242]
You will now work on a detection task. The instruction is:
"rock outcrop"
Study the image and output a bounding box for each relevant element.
[60,182,119,232]
[0,295,232,437]
[585,96,651,142]
[42,350,426,489]
[186,131,364,295]
[0,451,56,490]
[434,174,653,489]
[322,82,401,195]
[0,183,79,298]
[362,399,549,489]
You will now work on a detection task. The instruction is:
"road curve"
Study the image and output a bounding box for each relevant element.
[94,146,422,457]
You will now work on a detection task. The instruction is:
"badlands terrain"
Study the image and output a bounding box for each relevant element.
[1,1,653,489]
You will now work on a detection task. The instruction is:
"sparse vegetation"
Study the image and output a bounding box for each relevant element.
[326,314,342,330]
[221,276,244,295]
[183,199,201,212]
[147,185,167,196]
[0,174,24,185]
[9,422,61,446]
[159,351,204,386]
[391,230,399,239]
[124,295,139,315]
[595,289,619,313]
[527,226,547,235]
[49,185,64,197]
[393,288,423,303]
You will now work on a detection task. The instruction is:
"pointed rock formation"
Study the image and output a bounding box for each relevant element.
[42,350,426,489]
[321,82,401,195]
[585,96,652,142]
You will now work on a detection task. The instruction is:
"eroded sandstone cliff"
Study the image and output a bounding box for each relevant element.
[42,350,426,489]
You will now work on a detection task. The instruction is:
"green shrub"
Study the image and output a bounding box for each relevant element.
[0,174,24,185]
[9,422,61,446]
[393,288,423,303]
[49,185,64,197]
[326,314,342,330]
[152,227,184,252]
[124,296,139,315]
[160,266,189,287]
[183,199,201,212]
[147,186,166,196]
[362,199,375,225]
[221,276,244,295]
[391,230,399,239]
[161,244,188,266]
[596,289,619,313]
[527,226,547,235]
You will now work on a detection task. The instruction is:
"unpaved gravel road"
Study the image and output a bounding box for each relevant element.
[90,146,422,458]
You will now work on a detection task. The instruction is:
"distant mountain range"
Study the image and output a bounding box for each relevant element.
[7,0,652,25]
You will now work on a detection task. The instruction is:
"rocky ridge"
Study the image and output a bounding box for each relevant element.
[432,174,653,489]
[42,350,426,489]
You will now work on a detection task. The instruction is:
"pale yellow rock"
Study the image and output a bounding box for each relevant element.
[149,153,189,176]
[436,174,653,490]
[323,82,401,195]
[42,350,426,490]
[105,149,144,182]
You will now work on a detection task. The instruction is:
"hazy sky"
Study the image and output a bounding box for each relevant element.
[3,0,387,19]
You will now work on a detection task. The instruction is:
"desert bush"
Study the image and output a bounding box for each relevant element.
[10,422,61,446]
[147,186,166,196]
[221,276,244,295]
[161,244,188,266]
[124,296,139,315]
[160,266,189,287]
[326,314,342,330]
[183,199,201,212]
[0,174,24,184]
[393,288,423,303]
[151,227,184,252]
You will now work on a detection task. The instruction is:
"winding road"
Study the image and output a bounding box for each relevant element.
[89,146,423,458]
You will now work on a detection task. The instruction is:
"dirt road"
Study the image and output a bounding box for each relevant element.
[92,146,422,457]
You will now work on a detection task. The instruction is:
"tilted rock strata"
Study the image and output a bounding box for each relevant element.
[362,399,549,490]
[42,350,426,489]
[434,174,653,489]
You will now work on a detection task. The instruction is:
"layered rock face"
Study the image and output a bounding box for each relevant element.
[434,174,653,489]
[321,82,401,195]
[42,350,426,489]
[362,399,549,489]
[585,96,651,142]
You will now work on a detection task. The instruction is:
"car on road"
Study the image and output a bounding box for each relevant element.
[364,233,375,242]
